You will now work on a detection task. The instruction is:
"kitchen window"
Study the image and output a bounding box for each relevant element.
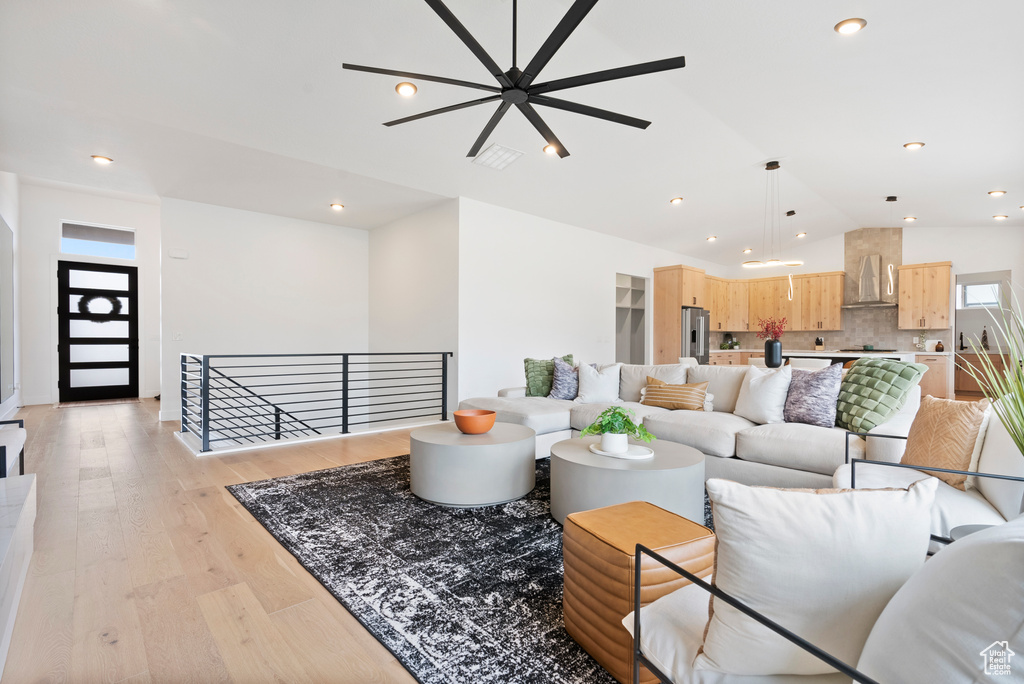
[957,282,1001,309]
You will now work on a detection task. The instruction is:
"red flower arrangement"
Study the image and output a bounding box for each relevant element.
[756,317,787,341]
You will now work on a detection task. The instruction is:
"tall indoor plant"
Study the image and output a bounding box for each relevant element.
[579,406,654,454]
[757,317,787,368]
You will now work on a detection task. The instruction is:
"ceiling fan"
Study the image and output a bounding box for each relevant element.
[343,0,686,158]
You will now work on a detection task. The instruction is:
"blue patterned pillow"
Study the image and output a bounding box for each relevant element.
[548,357,579,400]
[784,363,843,428]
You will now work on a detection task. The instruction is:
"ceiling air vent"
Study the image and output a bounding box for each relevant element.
[471,144,523,171]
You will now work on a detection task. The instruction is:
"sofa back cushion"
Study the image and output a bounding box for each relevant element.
[857,516,1024,682]
[686,365,748,413]
[618,364,689,402]
[976,410,1024,520]
[835,358,927,432]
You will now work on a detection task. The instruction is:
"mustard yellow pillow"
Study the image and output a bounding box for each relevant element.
[900,396,990,490]
[641,377,709,411]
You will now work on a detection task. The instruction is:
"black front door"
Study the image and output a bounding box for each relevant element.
[57,261,139,402]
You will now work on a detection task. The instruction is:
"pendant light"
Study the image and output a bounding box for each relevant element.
[742,161,804,268]
[885,196,897,296]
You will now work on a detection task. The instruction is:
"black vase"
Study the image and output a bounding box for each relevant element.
[765,339,782,368]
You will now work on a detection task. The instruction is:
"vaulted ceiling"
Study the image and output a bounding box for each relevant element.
[1,1,1022,264]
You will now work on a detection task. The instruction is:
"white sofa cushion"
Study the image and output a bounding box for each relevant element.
[975,412,1024,520]
[622,582,847,684]
[568,401,668,432]
[456,396,573,435]
[644,411,755,458]
[577,362,621,403]
[857,516,1024,682]
[736,424,864,476]
[618,364,690,402]
[685,365,748,414]
[696,478,937,676]
[733,365,792,425]
[832,462,1007,538]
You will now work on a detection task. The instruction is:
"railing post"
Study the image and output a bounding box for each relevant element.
[201,355,211,453]
[441,352,449,421]
[342,354,349,434]
[274,407,281,440]
[180,355,188,434]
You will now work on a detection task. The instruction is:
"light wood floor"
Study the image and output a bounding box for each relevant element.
[2,399,420,683]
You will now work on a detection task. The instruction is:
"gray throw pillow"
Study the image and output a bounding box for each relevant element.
[548,357,579,400]
[784,363,843,428]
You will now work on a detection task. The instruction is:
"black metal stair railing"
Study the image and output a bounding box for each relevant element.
[180,352,452,453]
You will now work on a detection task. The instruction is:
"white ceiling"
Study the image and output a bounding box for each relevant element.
[1,0,1022,262]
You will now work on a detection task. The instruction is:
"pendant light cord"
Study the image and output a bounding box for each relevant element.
[512,0,518,68]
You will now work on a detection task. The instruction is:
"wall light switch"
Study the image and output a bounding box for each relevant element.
[172,332,183,341]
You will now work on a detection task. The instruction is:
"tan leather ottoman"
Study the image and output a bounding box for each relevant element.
[562,501,715,684]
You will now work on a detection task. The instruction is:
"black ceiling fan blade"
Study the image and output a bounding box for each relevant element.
[383,94,502,127]
[528,55,686,95]
[517,0,600,90]
[467,101,513,157]
[423,0,514,89]
[342,63,501,93]
[530,95,650,129]
[515,102,569,158]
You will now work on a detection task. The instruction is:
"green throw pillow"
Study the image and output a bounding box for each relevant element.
[835,358,927,432]
[524,355,573,397]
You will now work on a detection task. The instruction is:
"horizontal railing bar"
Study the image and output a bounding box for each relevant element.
[211,369,442,380]
[349,412,441,426]
[210,375,442,389]
[207,359,444,370]
[205,352,452,359]
[210,425,320,441]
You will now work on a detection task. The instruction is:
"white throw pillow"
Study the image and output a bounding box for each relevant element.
[857,516,1024,682]
[733,365,792,424]
[694,477,937,676]
[576,362,621,403]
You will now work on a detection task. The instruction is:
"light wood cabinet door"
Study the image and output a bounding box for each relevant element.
[775,277,802,331]
[706,277,725,332]
[681,267,705,308]
[916,354,950,398]
[955,353,1005,395]
[747,280,771,331]
[726,280,749,331]
[799,274,844,331]
[653,268,683,364]
[899,263,951,330]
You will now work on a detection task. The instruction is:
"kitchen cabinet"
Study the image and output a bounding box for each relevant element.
[706,277,749,332]
[799,273,844,331]
[955,352,1005,397]
[708,351,741,366]
[898,262,951,330]
[916,354,950,399]
[653,265,706,364]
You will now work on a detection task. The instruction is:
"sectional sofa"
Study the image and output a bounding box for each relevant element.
[457,362,921,489]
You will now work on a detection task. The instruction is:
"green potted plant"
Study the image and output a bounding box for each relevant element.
[579,405,655,454]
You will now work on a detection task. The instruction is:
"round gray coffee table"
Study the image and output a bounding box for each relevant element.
[550,436,705,524]
[410,422,536,507]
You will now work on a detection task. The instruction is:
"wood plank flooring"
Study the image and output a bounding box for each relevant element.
[2,400,419,683]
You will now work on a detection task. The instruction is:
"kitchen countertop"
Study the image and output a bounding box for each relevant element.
[714,349,952,357]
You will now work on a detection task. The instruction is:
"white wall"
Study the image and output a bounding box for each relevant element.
[369,199,459,408]
[159,199,370,420]
[0,172,19,418]
[17,181,161,406]
[456,197,718,401]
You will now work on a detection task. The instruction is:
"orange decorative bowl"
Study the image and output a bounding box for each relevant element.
[453,409,496,434]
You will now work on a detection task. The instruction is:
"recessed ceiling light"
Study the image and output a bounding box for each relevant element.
[669,197,684,205]
[742,248,752,254]
[903,216,917,222]
[903,142,925,150]
[834,18,867,34]
[395,82,417,97]
[796,232,807,238]
[91,155,113,165]
[994,215,1008,220]
[706,236,717,242]
[543,144,558,155]
[330,203,344,211]
[988,190,1006,197]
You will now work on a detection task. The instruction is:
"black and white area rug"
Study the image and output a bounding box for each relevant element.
[227,456,713,684]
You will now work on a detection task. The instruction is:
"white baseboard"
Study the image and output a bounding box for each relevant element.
[158,410,181,423]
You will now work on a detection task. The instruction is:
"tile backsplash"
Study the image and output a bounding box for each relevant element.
[718,307,951,351]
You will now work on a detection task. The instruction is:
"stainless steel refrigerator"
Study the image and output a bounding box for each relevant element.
[681,306,710,365]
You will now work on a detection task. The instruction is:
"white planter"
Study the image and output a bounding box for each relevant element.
[601,432,628,454]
